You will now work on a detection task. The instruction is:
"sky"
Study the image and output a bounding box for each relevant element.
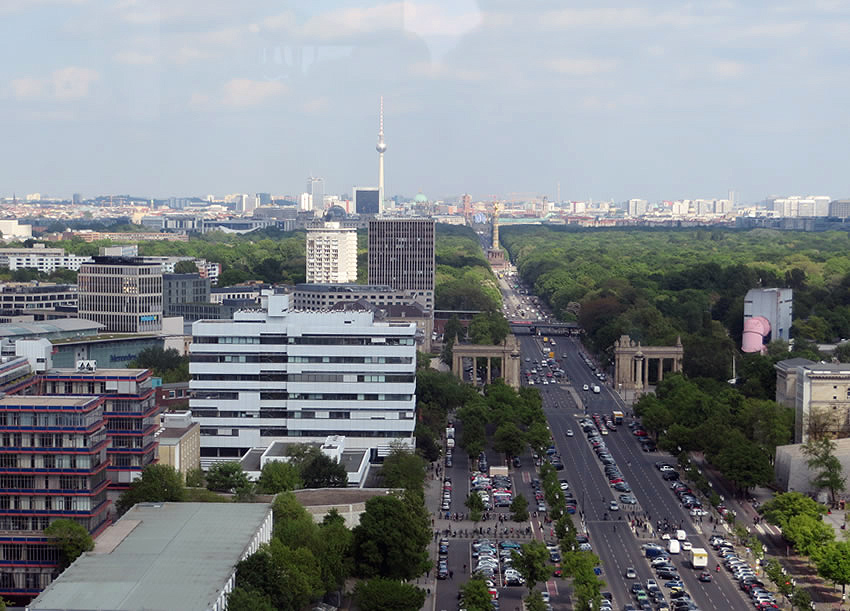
[2,0,850,203]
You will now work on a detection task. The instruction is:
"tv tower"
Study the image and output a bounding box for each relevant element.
[376,96,386,214]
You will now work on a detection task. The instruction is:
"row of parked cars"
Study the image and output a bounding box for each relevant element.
[579,418,639,509]
[631,544,705,611]
[710,535,777,609]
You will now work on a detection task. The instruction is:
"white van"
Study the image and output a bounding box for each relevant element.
[675,529,686,541]
[667,539,681,554]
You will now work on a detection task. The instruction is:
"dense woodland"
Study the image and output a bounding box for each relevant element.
[501,226,850,381]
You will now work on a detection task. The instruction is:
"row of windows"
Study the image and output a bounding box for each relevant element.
[193,391,239,401]
[201,427,409,438]
[0,473,106,492]
[0,453,101,470]
[289,355,412,364]
[0,432,105,450]
[193,335,414,346]
[192,409,358,420]
[0,411,102,429]
[192,373,287,382]
[0,516,52,533]
[190,354,288,363]
[0,492,100,511]
[288,393,412,401]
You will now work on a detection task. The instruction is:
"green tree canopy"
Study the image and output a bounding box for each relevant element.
[205,461,252,493]
[511,493,529,522]
[761,491,828,530]
[354,578,426,611]
[459,576,493,611]
[44,519,94,570]
[381,446,426,492]
[352,494,431,580]
[127,347,189,383]
[255,460,302,494]
[173,260,199,274]
[116,464,186,514]
[493,421,527,457]
[816,541,850,594]
[512,541,550,595]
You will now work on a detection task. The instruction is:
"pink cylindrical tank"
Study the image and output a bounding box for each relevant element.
[742,316,770,353]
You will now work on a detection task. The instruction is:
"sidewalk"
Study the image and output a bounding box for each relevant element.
[690,452,844,609]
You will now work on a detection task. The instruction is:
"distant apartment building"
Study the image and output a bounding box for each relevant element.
[830,200,850,219]
[0,395,110,600]
[772,196,832,217]
[0,283,77,310]
[77,256,163,333]
[627,199,648,217]
[305,222,358,284]
[189,293,417,466]
[162,274,211,317]
[367,218,435,311]
[0,246,92,272]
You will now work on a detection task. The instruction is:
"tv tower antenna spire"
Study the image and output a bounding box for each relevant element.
[376,96,386,214]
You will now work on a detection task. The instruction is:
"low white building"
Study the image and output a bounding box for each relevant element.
[0,245,92,272]
[189,292,417,467]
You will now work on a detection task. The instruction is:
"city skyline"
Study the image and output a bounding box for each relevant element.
[3,1,850,202]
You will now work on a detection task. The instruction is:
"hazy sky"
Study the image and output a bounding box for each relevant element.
[3,0,849,203]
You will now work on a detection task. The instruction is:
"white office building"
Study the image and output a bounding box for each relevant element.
[305,222,358,284]
[189,293,417,467]
[0,246,93,272]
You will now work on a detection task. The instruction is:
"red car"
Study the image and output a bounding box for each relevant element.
[633,429,648,437]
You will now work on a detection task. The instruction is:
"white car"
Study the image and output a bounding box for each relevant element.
[566,429,574,437]
[690,508,709,517]
[583,384,589,391]
[681,541,693,551]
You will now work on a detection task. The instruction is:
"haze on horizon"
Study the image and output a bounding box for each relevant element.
[2,0,848,203]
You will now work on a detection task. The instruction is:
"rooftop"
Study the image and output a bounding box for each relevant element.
[0,318,103,338]
[156,423,198,442]
[0,395,94,408]
[29,502,272,611]
[294,283,399,293]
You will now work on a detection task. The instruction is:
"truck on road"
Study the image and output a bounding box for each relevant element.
[612,410,624,425]
[688,548,708,569]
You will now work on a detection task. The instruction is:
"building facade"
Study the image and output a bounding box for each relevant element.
[25,367,159,498]
[189,294,417,467]
[354,188,380,215]
[0,283,77,311]
[367,218,435,311]
[291,283,418,310]
[0,247,92,272]
[156,411,201,478]
[162,273,211,317]
[305,223,358,284]
[77,256,163,333]
[743,287,793,348]
[0,395,110,600]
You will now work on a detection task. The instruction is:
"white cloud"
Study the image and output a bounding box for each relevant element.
[10,77,47,99]
[547,58,619,77]
[709,60,747,79]
[113,50,157,65]
[301,3,404,41]
[191,79,287,110]
[302,97,330,113]
[409,61,486,81]
[541,7,708,30]
[52,66,100,100]
[9,66,99,101]
[0,0,88,15]
[402,1,481,37]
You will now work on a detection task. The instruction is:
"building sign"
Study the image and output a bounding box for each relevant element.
[76,360,97,372]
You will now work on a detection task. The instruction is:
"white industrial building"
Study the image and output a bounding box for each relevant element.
[189,292,417,467]
[305,222,358,284]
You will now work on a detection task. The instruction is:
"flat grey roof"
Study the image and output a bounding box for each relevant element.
[30,502,272,611]
[0,318,103,338]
